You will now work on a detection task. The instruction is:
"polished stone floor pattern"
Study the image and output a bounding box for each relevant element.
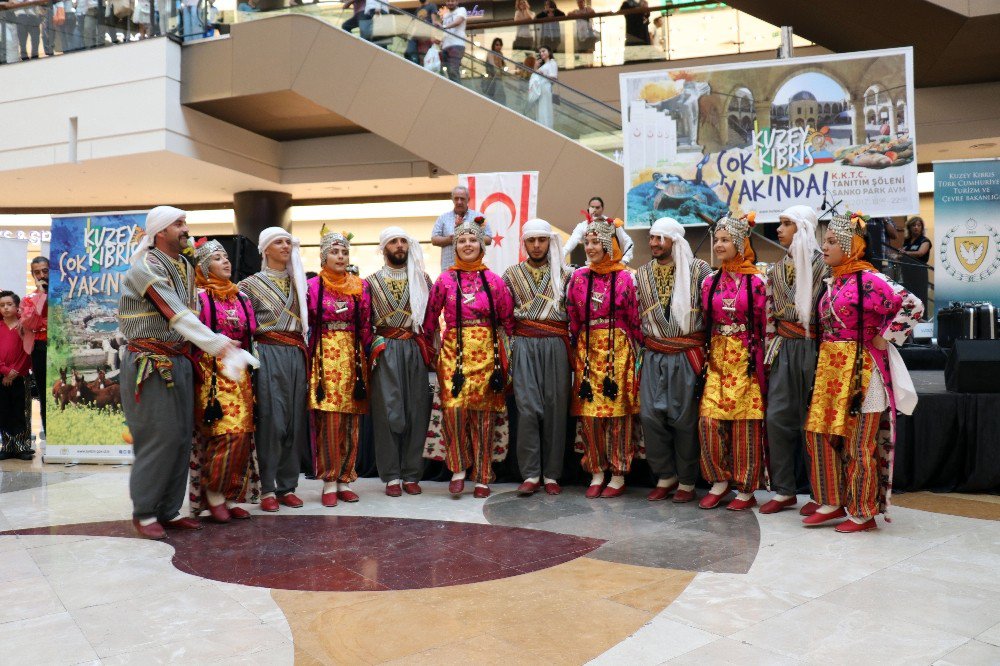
[1,455,999,665]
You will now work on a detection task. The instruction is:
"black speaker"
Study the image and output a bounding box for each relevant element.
[945,340,1000,393]
[211,235,261,283]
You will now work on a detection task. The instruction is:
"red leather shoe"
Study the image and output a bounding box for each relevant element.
[799,501,820,516]
[164,517,202,531]
[517,481,540,496]
[802,507,847,526]
[385,484,403,497]
[449,479,465,496]
[727,495,757,511]
[835,517,877,533]
[279,493,304,508]
[132,518,166,540]
[759,497,797,515]
[699,486,730,509]
[403,482,422,495]
[584,483,604,499]
[647,482,678,502]
[337,490,360,503]
[601,485,626,498]
[473,485,491,499]
[229,506,251,520]
[321,492,338,507]
[206,502,231,524]
[260,496,279,512]
[672,489,696,503]
[544,482,562,495]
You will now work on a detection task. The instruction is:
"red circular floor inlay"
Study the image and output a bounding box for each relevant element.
[4,516,604,592]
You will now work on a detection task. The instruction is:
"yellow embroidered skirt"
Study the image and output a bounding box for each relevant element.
[806,341,873,437]
[699,335,764,421]
[194,353,254,436]
[571,327,639,418]
[309,330,369,414]
[437,326,508,412]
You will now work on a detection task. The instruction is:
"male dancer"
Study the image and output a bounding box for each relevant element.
[239,228,310,512]
[636,217,713,503]
[118,207,247,538]
[502,219,570,496]
[366,226,434,497]
[762,205,827,514]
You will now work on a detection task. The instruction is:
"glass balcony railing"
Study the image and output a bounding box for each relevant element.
[231,1,625,158]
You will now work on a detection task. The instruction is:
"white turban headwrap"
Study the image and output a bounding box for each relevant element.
[521,218,564,300]
[379,226,429,333]
[131,205,186,266]
[650,217,695,334]
[780,205,820,331]
[258,226,309,339]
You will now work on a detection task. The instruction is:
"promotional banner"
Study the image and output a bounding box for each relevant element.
[0,238,29,296]
[460,171,539,275]
[620,47,918,226]
[933,159,1000,309]
[46,212,144,463]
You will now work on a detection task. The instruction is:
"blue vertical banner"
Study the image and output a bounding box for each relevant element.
[933,159,1000,311]
[46,212,146,463]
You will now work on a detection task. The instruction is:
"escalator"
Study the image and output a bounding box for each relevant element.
[181,2,625,229]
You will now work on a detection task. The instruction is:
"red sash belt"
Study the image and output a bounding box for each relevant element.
[255,330,308,357]
[514,319,570,356]
[776,320,817,339]
[644,332,706,374]
[375,326,435,368]
[127,339,191,356]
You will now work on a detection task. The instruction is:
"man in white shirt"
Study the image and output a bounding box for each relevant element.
[440,0,467,82]
[431,185,492,271]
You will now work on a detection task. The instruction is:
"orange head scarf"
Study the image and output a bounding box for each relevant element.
[716,212,761,275]
[451,223,489,271]
[584,217,627,274]
[830,211,876,278]
[193,238,240,300]
[320,266,363,296]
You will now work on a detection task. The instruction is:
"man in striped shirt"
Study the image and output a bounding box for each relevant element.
[118,207,242,539]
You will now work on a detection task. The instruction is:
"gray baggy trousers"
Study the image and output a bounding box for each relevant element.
[765,337,817,496]
[639,349,700,485]
[370,338,432,483]
[512,336,569,481]
[256,343,307,495]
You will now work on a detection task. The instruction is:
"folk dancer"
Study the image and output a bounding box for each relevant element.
[803,211,922,533]
[307,230,372,507]
[697,212,767,511]
[188,238,260,523]
[0,291,32,461]
[366,226,435,497]
[502,218,570,496]
[636,217,712,503]
[238,227,310,512]
[424,216,514,499]
[760,205,828,515]
[117,207,251,539]
[566,216,641,499]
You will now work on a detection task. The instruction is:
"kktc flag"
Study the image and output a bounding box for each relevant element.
[460,172,538,275]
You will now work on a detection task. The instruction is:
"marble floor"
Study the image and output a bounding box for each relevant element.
[1,453,999,665]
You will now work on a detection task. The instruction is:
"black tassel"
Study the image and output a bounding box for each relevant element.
[489,368,504,393]
[451,368,466,397]
[602,376,619,400]
[578,377,594,402]
[203,397,223,425]
[694,370,707,400]
[316,381,326,403]
[849,391,862,417]
[353,376,367,401]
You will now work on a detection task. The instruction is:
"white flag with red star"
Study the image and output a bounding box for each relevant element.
[460,172,538,276]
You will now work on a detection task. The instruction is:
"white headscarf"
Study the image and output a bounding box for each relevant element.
[650,217,695,334]
[130,205,186,266]
[780,205,820,331]
[379,226,429,333]
[521,218,564,292]
[258,227,309,339]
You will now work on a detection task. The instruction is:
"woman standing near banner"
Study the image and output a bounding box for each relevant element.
[566,216,642,499]
[423,216,514,499]
[188,239,260,523]
[307,230,373,508]
[697,212,768,511]
[803,211,922,533]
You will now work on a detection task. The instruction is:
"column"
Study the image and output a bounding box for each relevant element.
[233,190,292,243]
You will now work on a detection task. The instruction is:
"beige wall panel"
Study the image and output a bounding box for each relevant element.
[291,26,378,110]
[468,112,565,178]
[230,19,297,96]
[540,141,624,231]
[346,55,437,146]
[181,39,233,104]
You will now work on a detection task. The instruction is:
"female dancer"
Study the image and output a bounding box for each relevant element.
[697,213,767,511]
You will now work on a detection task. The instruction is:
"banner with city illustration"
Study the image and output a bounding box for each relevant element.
[933,159,1000,313]
[619,47,918,226]
[45,213,144,463]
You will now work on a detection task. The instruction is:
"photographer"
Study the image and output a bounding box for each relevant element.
[20,256,48,438]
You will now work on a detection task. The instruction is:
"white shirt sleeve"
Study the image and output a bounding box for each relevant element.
[171,311,231,357]
[618,227,635,264]
[563,221,587,260]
